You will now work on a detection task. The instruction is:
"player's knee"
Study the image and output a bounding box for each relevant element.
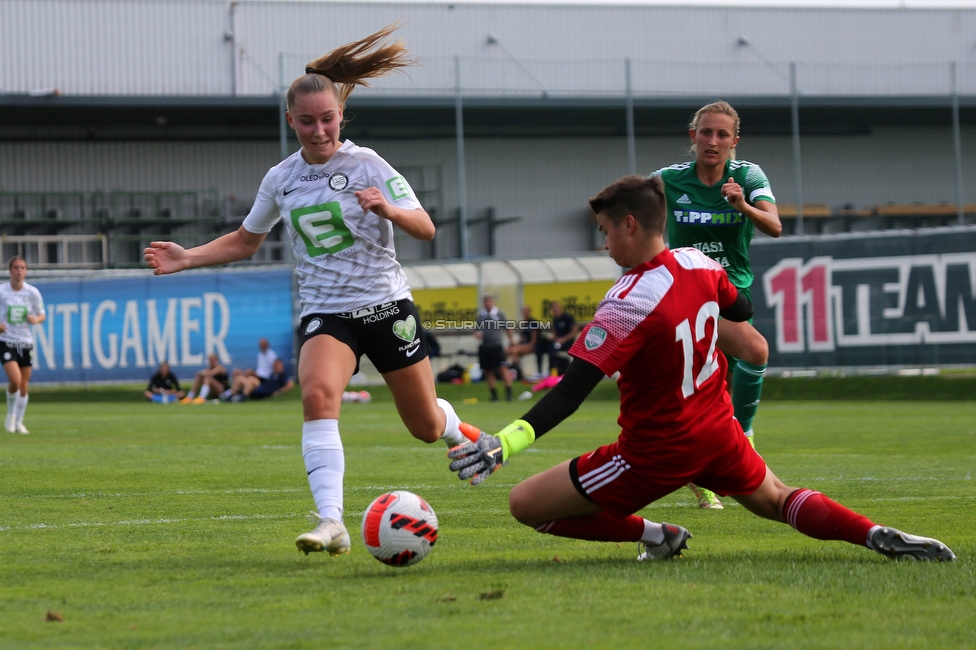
[741,334,768,366]
[300,383,343,420]
[404,418,441,444]
[396,405,443,444]
[508,486,538,527]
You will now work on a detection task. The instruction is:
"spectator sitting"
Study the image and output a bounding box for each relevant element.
[144,361,185,403]
[233,337,278,380]
[548,300,580,375]
[227,359,294,402]
[224,337,279,399]
[180,353,229,404]
[506,304,544,380]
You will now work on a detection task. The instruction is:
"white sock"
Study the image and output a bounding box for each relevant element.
[198,385,210,399]
[6,389,15,421]
[865,525,882,549]
[302,419,344,521]
[436,398,465,446]
[14,393,28,424]
[186,390,196,399]
[640,519,665,545]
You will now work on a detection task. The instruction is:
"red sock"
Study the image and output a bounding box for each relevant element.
[784,489,875,547]
[535,512,645,542]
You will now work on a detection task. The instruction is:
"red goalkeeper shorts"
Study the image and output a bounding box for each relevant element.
[569,419,767,518]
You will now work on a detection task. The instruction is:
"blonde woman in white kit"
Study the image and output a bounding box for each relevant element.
[0,256,46,434]
[145,24,479,557]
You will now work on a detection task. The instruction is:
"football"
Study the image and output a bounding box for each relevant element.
[361,491,438,567]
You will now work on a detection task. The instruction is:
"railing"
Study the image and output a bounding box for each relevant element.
[0,190,258,268]
[777,203,976,235]
[1,234,108,268]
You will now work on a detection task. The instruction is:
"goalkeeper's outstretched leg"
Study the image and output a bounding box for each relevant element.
[733,466,955,561]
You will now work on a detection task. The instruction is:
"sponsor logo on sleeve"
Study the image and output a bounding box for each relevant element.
[584,326,607,351]
[386,176,411,200]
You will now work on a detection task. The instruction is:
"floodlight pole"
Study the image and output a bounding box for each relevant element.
[625,58,637,176]
[278,52,289,161]
[455,56,470,259]
[790,62,804,235]
[230,2,243,95]
[951,62,965,225]
[741,37,804,235]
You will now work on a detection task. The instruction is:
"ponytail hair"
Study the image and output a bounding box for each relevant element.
[287,22,416,110]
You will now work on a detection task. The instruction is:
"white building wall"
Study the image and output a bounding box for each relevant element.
[0,140,278,198]
[3,1,976,97]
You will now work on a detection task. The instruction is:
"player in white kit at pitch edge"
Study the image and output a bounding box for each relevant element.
[0,256,46,434]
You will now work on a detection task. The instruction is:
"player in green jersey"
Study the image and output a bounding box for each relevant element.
[652,101,782,509]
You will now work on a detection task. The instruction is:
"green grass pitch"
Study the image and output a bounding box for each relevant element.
[2,384,974,649]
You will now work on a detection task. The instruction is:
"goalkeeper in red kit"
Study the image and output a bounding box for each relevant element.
[448,175,955,563]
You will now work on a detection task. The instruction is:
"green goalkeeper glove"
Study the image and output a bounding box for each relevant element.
[447,420,536,486]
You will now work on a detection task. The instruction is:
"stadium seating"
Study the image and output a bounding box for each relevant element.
[0,189,267,268]
[777,202,976,235]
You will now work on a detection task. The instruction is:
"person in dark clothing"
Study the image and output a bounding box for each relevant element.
[548,301,579,376]
[228,358,295,402]
[144,361,185,403]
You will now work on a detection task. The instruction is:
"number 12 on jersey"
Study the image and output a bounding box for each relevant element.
[675,301,721,398]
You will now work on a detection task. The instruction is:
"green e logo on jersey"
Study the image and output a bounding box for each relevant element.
[386,176,411,201]
[291,202,355,256]
[7,305,27,324]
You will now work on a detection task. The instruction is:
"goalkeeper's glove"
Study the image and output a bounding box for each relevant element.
[447,420,536,486]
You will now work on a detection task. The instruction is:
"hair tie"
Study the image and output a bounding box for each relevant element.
[305,67,333,81]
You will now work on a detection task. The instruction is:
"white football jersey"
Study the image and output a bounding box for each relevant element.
[0,281,45,346]
[255,347,278,380]
[243,140,421,315]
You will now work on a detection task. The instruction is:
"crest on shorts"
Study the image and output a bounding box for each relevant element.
[584,326,607,351]
[329,173,348,191]
[305,317,323,336]
[392,315,417,342]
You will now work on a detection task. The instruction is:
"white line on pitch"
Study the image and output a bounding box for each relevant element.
[0,508,513,533]
[5,475,969,502]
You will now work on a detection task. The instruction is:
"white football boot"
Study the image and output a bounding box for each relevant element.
[869,527,955,562]
[295,511,351,556]
[637,522,692,561]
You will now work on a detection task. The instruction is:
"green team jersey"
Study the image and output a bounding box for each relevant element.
[653,159,775,290]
